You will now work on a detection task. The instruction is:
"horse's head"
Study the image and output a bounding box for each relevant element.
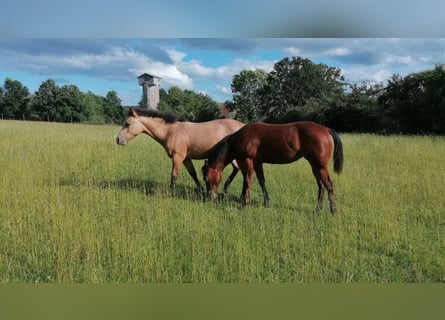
[201,160,222,200]
[116,108,145,145]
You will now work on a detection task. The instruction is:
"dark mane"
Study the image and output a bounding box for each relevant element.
[130,108,187,123]
[207,131,236,167]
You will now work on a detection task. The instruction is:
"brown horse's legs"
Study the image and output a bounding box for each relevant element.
[239,159,254,206]
[311,165,336,214]
[223,163,239,194]
[311,165,325,213]
[316,181,325,212]
[325,175,336,215]
[322,169,335,214]
[254,163,269,207]
[169,175,177,192]
[183,159,204,193]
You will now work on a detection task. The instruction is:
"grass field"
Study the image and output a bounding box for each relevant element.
[0,120,444,283]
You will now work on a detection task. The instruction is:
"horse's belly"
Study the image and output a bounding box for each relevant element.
[256,151,299,164]
[256,144,301,164]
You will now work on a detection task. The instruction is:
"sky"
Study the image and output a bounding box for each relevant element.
[1,38,445,106]
[1,1,445,106]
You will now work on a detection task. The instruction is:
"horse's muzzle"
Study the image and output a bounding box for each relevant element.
[208,191,218,200]
[116,136,126,145]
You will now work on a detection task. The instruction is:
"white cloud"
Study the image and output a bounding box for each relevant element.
[384,55,416,66]
[164,48,275,84]
[216,85,232,96]
[283,46,351,59]
[283,47,302,56]
[166,49,186,63]
[342,65,392,84]
[323,47,351,56]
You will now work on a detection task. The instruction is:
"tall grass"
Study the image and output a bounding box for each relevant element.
[0,120,443,283]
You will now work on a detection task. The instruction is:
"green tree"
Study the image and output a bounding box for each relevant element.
[157,88,169,110]
[1,78,30,119]
[324,81,384,132]
[261,57,345,122]
[192,92,221,121]
[159,86,221,122]
[0,87,3,118]
[231,69,268,122]
[54,85,84,122]
[379,65,445,134]
[82,91,106,123]
[103,90,125,124]
[33,79,58,121]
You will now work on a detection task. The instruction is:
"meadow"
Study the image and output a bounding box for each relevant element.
[0,120,443,283]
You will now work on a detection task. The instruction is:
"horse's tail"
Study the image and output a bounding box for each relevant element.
[329,128,344,174]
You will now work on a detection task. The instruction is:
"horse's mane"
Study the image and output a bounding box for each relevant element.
[207,131,236,167]
[130,108,187,123]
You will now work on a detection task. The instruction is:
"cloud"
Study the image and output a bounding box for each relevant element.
[179,39,259,52]
[0,40,194,90]
[342,65,393,84]
[216,85,232,97]
[1,38,445,105]
[284,46,351,58]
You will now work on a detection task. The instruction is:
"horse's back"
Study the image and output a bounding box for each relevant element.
[180,118,244,159]
[233,121,333,164]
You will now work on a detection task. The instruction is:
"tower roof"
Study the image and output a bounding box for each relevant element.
[138,73,162,80]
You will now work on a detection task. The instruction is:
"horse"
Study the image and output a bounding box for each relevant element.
[201,121,344,214]
[116,107,244,193]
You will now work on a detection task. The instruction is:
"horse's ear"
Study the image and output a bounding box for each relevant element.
[128,108,137,117]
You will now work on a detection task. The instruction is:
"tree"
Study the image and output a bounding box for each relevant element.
[231,69,267,122]
[324,81,384,132]
[1,78,29,119]
[0,87,3,118]
[82,91,106,123]
[103,90,125,124]
[261,57,345,122]
[159,86,221,122]
[192,92,221,121]
[55,84,85,122]
[33,79,58,121]
[379,65,445,134]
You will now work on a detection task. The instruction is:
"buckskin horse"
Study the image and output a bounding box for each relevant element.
[116,108,244,193]
[202,121,344,214]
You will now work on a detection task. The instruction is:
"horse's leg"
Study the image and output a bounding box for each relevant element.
[312,164,336,214]
[239,159,253,206]
[320,168,336,215]
[170,155,184,193]
[223,161,239,194]
[183,159,204,193]
[311,164,325,213]
[254,163,269,207]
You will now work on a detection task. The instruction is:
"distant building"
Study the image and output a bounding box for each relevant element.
[138,73,162,109]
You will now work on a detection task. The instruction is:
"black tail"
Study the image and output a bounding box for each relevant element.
[329,129,344,174]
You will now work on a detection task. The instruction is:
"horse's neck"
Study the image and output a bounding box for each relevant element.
[141,117,171,142]
[219,142,233,169]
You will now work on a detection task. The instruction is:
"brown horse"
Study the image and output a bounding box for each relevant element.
[202,121,344,214]
[116,108,244,192]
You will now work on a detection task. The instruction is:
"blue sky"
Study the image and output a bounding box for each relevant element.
[1,38,445,105]
[1,2,445,105]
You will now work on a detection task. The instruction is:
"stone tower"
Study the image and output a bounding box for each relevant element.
[138,73,162,109]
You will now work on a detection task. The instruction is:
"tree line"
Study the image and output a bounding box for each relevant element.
[229,57,445,135]
[1,56,445,134]
[0,77,221,125]
[0,78,125,124]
